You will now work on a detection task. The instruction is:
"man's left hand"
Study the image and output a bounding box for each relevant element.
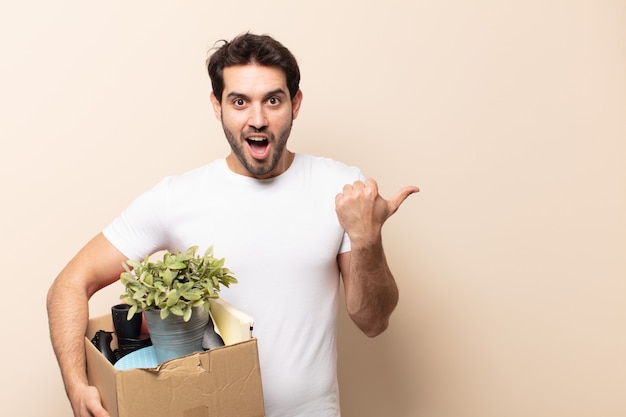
[335,179,419,243]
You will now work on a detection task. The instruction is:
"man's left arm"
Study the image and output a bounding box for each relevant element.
[336,179,419,337]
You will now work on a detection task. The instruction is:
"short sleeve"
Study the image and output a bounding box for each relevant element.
[102,178,172,259]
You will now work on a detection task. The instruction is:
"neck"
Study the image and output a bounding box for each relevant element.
[226,150,295,179]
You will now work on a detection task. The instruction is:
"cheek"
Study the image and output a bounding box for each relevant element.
[271,110,294,128]
[221,112,247,130]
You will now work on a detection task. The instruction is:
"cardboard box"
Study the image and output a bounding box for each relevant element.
[85,299,265,417]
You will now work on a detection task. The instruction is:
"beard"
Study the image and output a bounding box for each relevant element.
[222,120,293,178]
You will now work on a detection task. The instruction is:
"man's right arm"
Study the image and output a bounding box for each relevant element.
[47,233,129,417]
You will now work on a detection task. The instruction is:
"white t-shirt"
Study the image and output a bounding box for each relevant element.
[104,154,364,417]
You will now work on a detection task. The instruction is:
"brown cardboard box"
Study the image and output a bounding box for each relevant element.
[85,299,265,417]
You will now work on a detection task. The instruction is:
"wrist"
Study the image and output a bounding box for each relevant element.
[348,230,383,251]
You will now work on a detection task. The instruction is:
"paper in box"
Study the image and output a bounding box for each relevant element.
[85,298,265,417]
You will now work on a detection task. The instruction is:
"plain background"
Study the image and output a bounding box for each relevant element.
[1,1,625,416]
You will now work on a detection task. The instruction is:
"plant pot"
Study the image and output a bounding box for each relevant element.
[144,307,210,364]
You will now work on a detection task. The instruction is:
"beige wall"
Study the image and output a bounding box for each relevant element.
[1,1,624,416]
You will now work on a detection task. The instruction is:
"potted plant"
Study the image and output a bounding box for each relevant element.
[119,245,238,363]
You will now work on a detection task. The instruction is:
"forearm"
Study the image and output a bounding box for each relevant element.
[47,233,126,417]
[335,178,416,337]
[342,237,399,337]
[47,271,92,406]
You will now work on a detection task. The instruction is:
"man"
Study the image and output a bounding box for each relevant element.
[47,33,418,417]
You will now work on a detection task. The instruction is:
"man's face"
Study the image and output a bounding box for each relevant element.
[210,64,303,179]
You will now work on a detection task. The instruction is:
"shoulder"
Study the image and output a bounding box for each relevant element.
[157,159,227,190]
[295,154,363,181]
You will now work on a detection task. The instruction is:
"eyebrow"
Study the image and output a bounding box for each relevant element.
[225,88,288,101]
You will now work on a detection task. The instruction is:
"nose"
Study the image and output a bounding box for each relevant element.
[248,104,268,130]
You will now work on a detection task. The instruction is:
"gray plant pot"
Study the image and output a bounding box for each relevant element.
[144,307,210,364]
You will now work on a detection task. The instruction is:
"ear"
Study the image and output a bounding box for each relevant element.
[291,90,303,120]
[210,92,222,120]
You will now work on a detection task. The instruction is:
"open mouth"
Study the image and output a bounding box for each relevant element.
[246,137,270,158]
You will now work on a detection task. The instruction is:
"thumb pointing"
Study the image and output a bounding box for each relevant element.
[388,185,419,214]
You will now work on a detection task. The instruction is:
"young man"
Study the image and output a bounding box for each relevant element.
[47,33,418,417]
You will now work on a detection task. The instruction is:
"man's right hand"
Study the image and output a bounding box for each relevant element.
[71,385,110,417]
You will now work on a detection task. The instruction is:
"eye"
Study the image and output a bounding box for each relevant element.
[267,96,281,106]
[233,98,246,107]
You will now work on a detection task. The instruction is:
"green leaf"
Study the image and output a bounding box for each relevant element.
[127,304,138,320]
[183,307,192,322]
[162,268,173,286]
[207,286,216,297]
[170,305,184,317]
[185,290,202,301]
[170,262,187,270]
[126,259,143,270]
[120,272,135,286]
[166,289,179,307]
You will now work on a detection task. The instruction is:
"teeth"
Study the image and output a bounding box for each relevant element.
[248,137,266,142]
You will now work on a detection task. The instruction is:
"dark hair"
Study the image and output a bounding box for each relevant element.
[207,33,301,102]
